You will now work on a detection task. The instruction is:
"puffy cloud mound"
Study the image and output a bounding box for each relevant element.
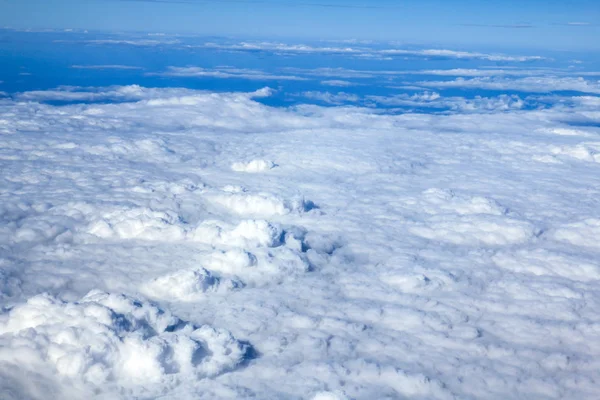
[142,268,243,301]
[0,291,248,389]
[190,219,284,248]
[231,159,276,173]
[204,191,312,217]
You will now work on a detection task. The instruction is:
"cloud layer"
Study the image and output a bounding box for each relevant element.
[1,85,600,399]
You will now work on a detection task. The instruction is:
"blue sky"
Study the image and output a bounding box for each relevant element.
[1,0,599,49]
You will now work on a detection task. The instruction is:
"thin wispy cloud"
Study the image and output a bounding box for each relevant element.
[197,41,545,62]
[72,64,143,70]
[108,0,390,9]
[55,38,180,46]
[412,76,600,94]
[464,21,599,28]
[320,80,358,87]
[54,37,545,63]
[45,32,547,63]
[552,21,597,27]
[152,66,308,80]
[460,23,535,29]
[565,21,597,26]
[292,91,360,105]
[283,67,600,84]
[378,48,544,61]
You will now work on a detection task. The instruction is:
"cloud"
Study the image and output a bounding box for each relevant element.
[153,66,308,81]
[13,85,275,104]
[292,91,360,105]
[46,33,547,63]
[366,92,525,112]
[412,76,600,94]
[320,80,357,87]
[399,68,564,77]
[111,0,388,9]
[283,66,587,81]
[197,41,545,62]
[198,41,363,55]
[14,85,185,102]
[550,21,598,27]
[55,39,180,46]
[1,85,600,400]
[463,21,598,28]
[364,91,440,106]
[0,291,248,391]
[296,90,526,113]
[71,65,143,70]
[460,23,535,29]
[378,48,544,62]
[285,67,378,79]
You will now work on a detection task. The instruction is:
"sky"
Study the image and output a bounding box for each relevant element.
[2,1,600,400]
[1,0,599,50]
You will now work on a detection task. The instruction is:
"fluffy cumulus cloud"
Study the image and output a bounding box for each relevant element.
[1,85,600,399]
[0,290,248,396]
[294,90,526,112]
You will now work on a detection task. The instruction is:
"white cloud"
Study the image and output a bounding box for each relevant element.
[365,91,441,106]
[294,91,360,104]
[400,68,566,77]
[293,90,525,113]
[378,48,544,62]
[320,80,357,87]
[198,41,545,62]
[56,39,181,46]
[231,159,276,172]
[13,85,277,104]
[366,92,525,112]
[71,65,143,70]
[414,76,600,94]
[14,85,196,102]
[285,67,378,79]
[154,66,308,81]
[0,291,248,390]
[199,41,363,55]
[286,66,598,81]
[1,85,600,400]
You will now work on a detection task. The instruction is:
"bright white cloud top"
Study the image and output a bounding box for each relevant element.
[1,80,600,400]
